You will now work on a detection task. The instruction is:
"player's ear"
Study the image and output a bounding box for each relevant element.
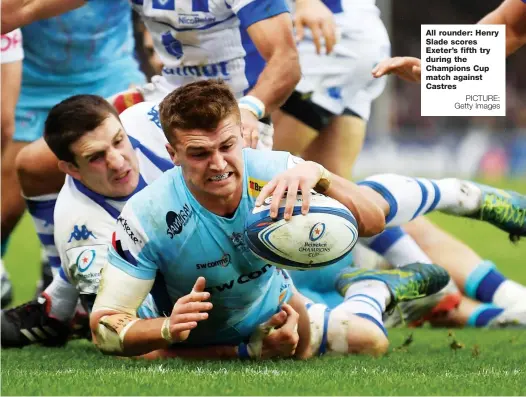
[58,160,81,180]
[165,143,180,166]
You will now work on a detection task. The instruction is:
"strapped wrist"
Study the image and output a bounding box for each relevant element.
[238,95,266,119]
[161,317,173,344]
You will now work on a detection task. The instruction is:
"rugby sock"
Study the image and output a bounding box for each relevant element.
[25,194,61,277]
[464,260,526,309]
[358,174,482,227]
[339,280,389,336]
[42,270,79,322]
[361,227,432,266]
[466,303,504,327]
[1,237,9,257]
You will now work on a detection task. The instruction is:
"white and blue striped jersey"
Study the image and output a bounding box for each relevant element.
[131,0,290,95]
[54,102,171,296]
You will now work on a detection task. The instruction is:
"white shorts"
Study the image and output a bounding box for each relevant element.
[294,5,390,121]
[1,29,24,64]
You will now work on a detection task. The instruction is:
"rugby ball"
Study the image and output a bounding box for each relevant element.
[244,193,359,270]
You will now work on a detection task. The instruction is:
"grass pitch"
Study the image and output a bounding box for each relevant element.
[2,179,526,395]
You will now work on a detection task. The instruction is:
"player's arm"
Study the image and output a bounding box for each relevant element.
[244,13,301,115]
[1,0,86,34]
[255,158,386,237]
[478,0,526,56]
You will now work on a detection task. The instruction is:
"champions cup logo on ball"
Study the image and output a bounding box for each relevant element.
[245,194,358,270]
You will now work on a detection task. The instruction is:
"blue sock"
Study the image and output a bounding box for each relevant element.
[26,195,61,273]
[1,237,9,258]
[467,303,504,327]
[365,227,405,256]
[464,261,506,303]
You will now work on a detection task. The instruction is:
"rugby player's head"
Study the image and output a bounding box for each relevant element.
[44,94,140,198]
[159,80,244,213]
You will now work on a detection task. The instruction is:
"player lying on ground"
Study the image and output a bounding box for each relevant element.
[0,94,303,359]
[89,80,525,358]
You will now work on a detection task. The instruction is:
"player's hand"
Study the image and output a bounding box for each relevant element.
[372,56,422,82]
[294,0,337,54]
[240,108,260,149]
[255,161,322,220]
[260,304,300,359]
[169,277,213,342]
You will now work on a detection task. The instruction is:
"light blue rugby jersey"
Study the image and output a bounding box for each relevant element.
[108,148,297,345]
[21,0,143,101]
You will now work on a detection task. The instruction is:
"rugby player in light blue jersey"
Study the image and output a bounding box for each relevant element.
[89,80,525,358]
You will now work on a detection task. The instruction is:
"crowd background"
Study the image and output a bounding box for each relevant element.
[361,0,526,179]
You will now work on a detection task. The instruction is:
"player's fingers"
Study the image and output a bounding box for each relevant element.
[173,312,209,324]
[270,179,288,219]
[192,276,206,293]
[170,321,197,338]
[250,127,259,149]
[241,125,251,148]
[321,21,336,54]
[284,180,299,220]
[255,178,278,207]
[177,291,211,304]
[309,24,323,54]
[412,65,422,81]
[299,181,311,215]
[176,301,214,314]
[294,17,305,42]
[265,310,287,328]
[280,303,300,332]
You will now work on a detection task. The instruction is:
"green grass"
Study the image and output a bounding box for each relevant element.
[2,178,526,395]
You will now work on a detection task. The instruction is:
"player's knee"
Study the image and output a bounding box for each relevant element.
[346,321,389,356]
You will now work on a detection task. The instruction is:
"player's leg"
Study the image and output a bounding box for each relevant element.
[271,105,317,156]
[16,138,64,281]
[358,174,526,238]
[302,113,366,180]
[1,268,79,348]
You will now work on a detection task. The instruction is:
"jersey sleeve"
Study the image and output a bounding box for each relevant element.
[228,0,290,30]
[108,202,158,280]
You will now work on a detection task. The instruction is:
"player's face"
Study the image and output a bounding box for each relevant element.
[171,115,244,208]
[66,115,140,198]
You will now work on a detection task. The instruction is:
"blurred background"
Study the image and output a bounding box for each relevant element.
[362,0,526,179]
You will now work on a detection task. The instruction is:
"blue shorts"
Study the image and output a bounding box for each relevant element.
[14,69,145,143]
[289,255,352,309]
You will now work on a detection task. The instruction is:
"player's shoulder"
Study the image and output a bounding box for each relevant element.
[120,101,164,138]
[243,148,292,180]
[55,178,116,247]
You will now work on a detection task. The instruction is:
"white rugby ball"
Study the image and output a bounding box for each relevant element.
[244,193,358,270]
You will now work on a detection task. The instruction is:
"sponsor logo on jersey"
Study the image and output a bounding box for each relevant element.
[68,225,96,242]
[163,61,230,78]
[178,13,216,25]
[248,177,267,198]
[166,204,193,238]
[147,105,162,129]
[196,254,231,270]
[76,249,96,273]
[117,216,143,245]
[229,231,249,252]
[204,263,273,294]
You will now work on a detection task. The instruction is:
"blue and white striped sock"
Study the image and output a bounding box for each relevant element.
[339,280,389,336]
[358,174,481,228]
[25,194,60,276]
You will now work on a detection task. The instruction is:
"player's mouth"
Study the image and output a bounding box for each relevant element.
[208,172,233,183]
[114,170,132,183]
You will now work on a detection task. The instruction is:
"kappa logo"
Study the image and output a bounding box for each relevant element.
[117,216,142,245]
[248,177,267,198]
[166,204,193,238]
[147,106,161,129]
[68,225,96,243]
